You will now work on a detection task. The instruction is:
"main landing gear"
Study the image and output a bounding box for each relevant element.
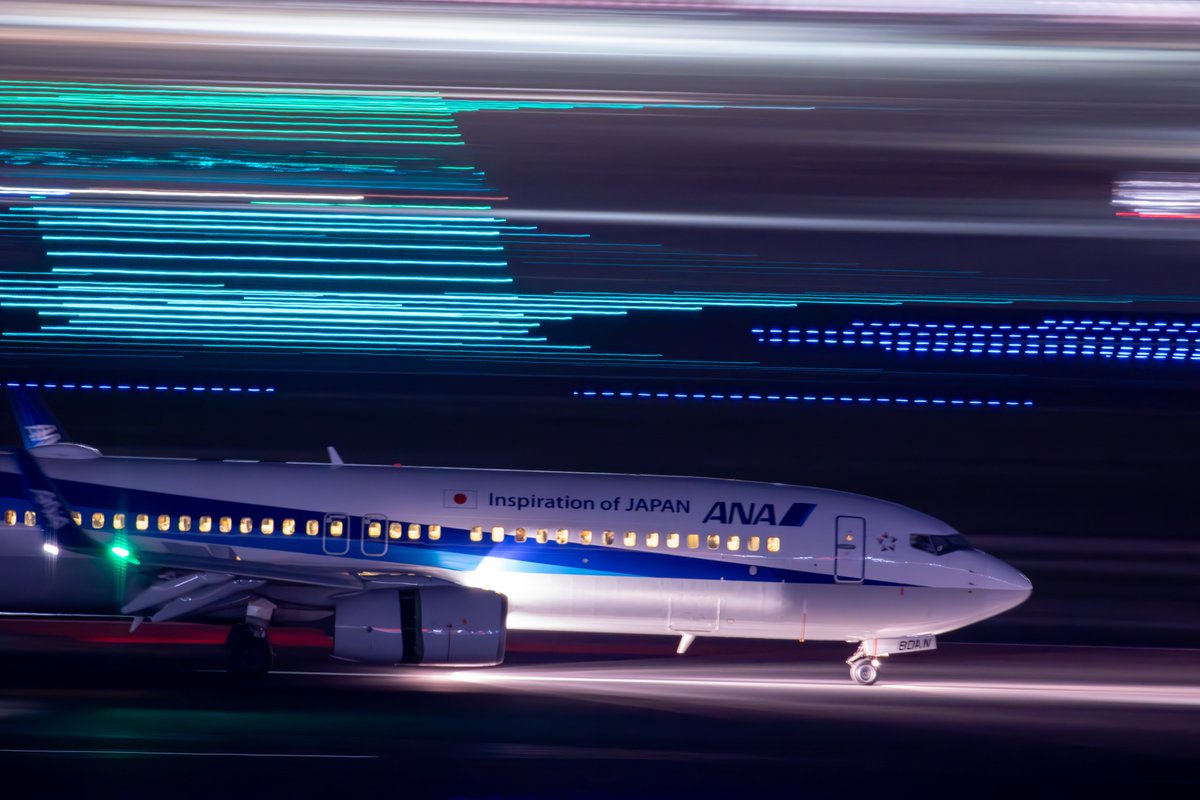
[226,623,274,677]
[226,598,278,677]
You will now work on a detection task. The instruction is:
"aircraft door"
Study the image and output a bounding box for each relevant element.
[323,512,350,556]
[834,516,865,583]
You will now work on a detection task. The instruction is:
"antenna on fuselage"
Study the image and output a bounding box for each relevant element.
[327,446,344,466]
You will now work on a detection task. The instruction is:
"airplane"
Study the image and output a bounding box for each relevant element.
[0,388,1031,684]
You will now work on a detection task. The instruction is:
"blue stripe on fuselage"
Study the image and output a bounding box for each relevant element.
[0,470,907,586]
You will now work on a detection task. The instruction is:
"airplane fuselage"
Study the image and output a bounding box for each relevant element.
[0,448,1031,644]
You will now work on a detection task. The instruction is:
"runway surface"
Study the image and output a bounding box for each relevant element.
[0,630,1195,795]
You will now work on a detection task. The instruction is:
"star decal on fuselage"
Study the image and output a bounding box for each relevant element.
[877,533,896,551]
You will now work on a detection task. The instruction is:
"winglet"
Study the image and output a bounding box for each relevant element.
[8,386,67,448]
[327,446,344,466]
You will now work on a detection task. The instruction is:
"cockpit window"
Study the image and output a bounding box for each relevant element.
[910,533,973,556]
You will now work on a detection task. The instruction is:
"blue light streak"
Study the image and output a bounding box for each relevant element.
[573,390,1034,408]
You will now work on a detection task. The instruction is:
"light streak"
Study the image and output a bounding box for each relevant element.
[575,390,1034,408]
[0,186,364,201]
[41,237,503,252]
[49,269,514,283]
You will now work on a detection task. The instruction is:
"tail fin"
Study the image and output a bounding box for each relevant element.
[8,386,67,448]
[13,448,102,556]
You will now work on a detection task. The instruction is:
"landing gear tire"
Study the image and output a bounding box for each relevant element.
[850,659,879,685]
[226,623,274,678]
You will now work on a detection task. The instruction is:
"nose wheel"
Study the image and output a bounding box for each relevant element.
[849,658,880,685]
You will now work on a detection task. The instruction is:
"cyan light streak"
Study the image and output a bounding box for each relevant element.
[48,252,508,268]
[16,206,504,224]
[50,268,514,283]
[42,237,503,251]
[4,79,1172,364]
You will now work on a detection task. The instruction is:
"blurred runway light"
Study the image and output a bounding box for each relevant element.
[2,381,274,392]
[573,389,1034,407]
[757,318,1200,363]
[4,3,1200,60]
[0,186,364,201]
[1113,174,1200,218]
[482,208,1200,241]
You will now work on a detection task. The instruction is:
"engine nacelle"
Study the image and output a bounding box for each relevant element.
[333,585,507,666]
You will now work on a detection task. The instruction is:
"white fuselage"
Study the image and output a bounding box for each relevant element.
[0,450,1031,642]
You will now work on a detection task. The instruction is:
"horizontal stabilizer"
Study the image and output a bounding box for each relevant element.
[8,387,68,449]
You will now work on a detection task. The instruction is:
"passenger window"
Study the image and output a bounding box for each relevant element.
[514,527,527,543]
[579,529,592,545]
[687,534,699,549]
[536,528,549,544]
[470,526,483,542]
[556,529,569,545]
[71,511,82,525]
[624,531,637,547]
[767,536,781,553]
[199,516,212,533]
[136,514,149,531]
[282,518,295,536]
[25,510,36,527]
[388,522,402,540]
[646,531,660,548]
[305,519,319,536]
[91,512,104,529]
[4,509,15,526]
[408,523,420,541]
[726,535,741,552]
[179,516,192,532]
[329,519,343,537]
[113,513,125,530]
[666,532,680,549]
[219,516,232,533]
[747,535,760,552]
[428,524,441,541]
[237,517,251,534]
[602,530,615,546]
[366,520,381,539]
[707,534,720,550]
[261,518,274,535]
[158,515,170,532]
[491,526,505,543]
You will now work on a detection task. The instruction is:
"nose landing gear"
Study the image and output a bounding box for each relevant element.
[846,642,882,685]
[846,635,937,684]
[849,657,881,685]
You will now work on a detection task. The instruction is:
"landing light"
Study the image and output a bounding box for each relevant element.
[42,543,60,556]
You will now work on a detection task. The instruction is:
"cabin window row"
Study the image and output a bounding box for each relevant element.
[3,510,781,553]
[470,526,781,553]
[3,509,443,541]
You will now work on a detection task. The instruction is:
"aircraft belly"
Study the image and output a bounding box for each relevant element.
[486,575,1009,641]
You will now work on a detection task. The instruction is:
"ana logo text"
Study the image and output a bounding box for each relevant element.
[701,501,815,527]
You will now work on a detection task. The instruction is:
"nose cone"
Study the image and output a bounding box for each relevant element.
[977,551,1033,593]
